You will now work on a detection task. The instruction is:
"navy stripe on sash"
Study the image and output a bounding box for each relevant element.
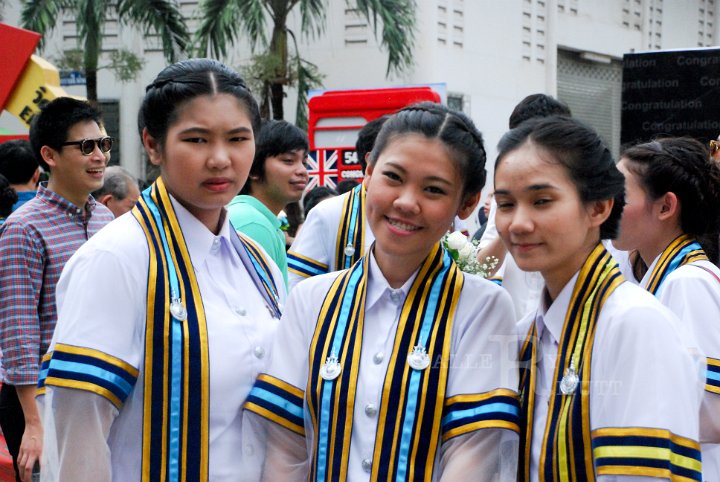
[592,428,702,481]
[38,344,138,408]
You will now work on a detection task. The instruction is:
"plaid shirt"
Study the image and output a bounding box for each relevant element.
[0,183,113,385]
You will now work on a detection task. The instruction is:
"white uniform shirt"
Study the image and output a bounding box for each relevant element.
[518,274,703,482]
[288,192,375,290]
[40,197,285,482]
[641,257,720,480]
[269,251,520,481]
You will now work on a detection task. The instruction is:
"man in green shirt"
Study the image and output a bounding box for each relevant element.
[228,120,308,286]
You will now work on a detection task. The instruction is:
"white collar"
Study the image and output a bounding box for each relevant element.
[365,249,418,311]
[535,271,579,345]
[169,195,233,266]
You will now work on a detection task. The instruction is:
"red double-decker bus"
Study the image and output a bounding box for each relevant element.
[305,85,443,190]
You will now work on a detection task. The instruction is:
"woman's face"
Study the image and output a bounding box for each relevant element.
[144,93,255,232]
[613,158,656,254]
[364,134,478,273]
[494,141,608,295]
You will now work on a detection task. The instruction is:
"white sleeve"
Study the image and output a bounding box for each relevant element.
[40,388,116,482]
[591,298,703,481]
[657,267,720,443]
[440,429,518,482]
[478,199,498,248]
[244,278,329,479]
[287,206,333,291]
[440,279,520,479]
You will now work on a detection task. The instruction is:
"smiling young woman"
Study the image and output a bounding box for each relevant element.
[244,102,521,481]
[38,59,286,481]
[494,116,704,481]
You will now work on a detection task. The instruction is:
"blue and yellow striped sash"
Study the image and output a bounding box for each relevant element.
[334,183,366,270]
[133,177,211,482]
[519,244,625,482]
[287,250,329,279]
[707,357,720,395]
[644,234,708,295]
[306,243,463,481]
[592,427,702,481]
[245,373,306,436]
[38,344,139,408]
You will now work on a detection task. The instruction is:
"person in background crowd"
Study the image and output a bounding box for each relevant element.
[228,119,309,288]
[302,185,337,217]
[0,174,18,224]
[494,115,703,481]
[0,139,40,213]
[91,165,141,218]
[335,179,360,195]
[287,115,389,290]
[0,97,113,482]
[39,59,285,482]
[613,136,720,478]
[245,102,519,480]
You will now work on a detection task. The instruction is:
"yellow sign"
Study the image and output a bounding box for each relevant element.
[5,55,74,127]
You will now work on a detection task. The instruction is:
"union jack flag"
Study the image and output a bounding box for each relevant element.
[307,149,339,190]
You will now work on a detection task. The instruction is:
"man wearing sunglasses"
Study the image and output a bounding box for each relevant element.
[0,97,113,482]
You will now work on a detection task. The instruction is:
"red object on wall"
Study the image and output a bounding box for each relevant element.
[0,23,41,112]
[306,86,442,187]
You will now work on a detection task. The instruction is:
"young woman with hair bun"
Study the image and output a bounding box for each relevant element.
[39,59,285,481]
[614,136,720,479]
[494,116,704,481]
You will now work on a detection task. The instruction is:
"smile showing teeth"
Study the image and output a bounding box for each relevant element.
[387,218,420,231]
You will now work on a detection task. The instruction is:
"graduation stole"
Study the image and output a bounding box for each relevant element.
[334,183,366,270]
[132,177,280,482]
[518,244,624,482]
[307,243,463,482]
[644,233,708,295]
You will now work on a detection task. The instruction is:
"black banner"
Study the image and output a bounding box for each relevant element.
[621,48,720,146]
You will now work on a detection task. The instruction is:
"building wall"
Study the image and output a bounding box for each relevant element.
[1,0,717,184]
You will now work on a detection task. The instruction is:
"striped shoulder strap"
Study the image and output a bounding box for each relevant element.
[334,184,366,270]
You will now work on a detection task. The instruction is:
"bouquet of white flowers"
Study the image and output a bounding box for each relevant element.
[441,231,499,278]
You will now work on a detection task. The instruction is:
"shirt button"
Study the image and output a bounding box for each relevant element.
[364,403,377,417]
[234,306,247,316]
[211,238,220,251]
[389,289,403,304]
[361,458,372,473]
[254,346,265,359]
[373,352,384,365]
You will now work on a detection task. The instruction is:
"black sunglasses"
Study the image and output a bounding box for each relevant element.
[61,136,114,156]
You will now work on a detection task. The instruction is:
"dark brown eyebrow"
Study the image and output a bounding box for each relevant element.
[495,183,558,196]
[178,126,252,135]
[384,161,454,186]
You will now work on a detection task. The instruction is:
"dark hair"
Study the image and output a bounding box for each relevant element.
[508,93,572,129]
[621,137,720,236]
[356,115,389,172]
[302,186,337,215]
[0,140,38,185]
[29,97,102,171]
[496,115,625,239]
[369,102,487,196]
[139,58,260,150]
[92,165,138,200]
[241,119,308,195]
[0,174,18,218]
[336,179,359,195]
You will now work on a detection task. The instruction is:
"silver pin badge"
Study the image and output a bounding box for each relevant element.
[344,243,355,257]
[170,298,187,321]
[407,345,430,371]
[559,360,579,395]
[320,351,342,381]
